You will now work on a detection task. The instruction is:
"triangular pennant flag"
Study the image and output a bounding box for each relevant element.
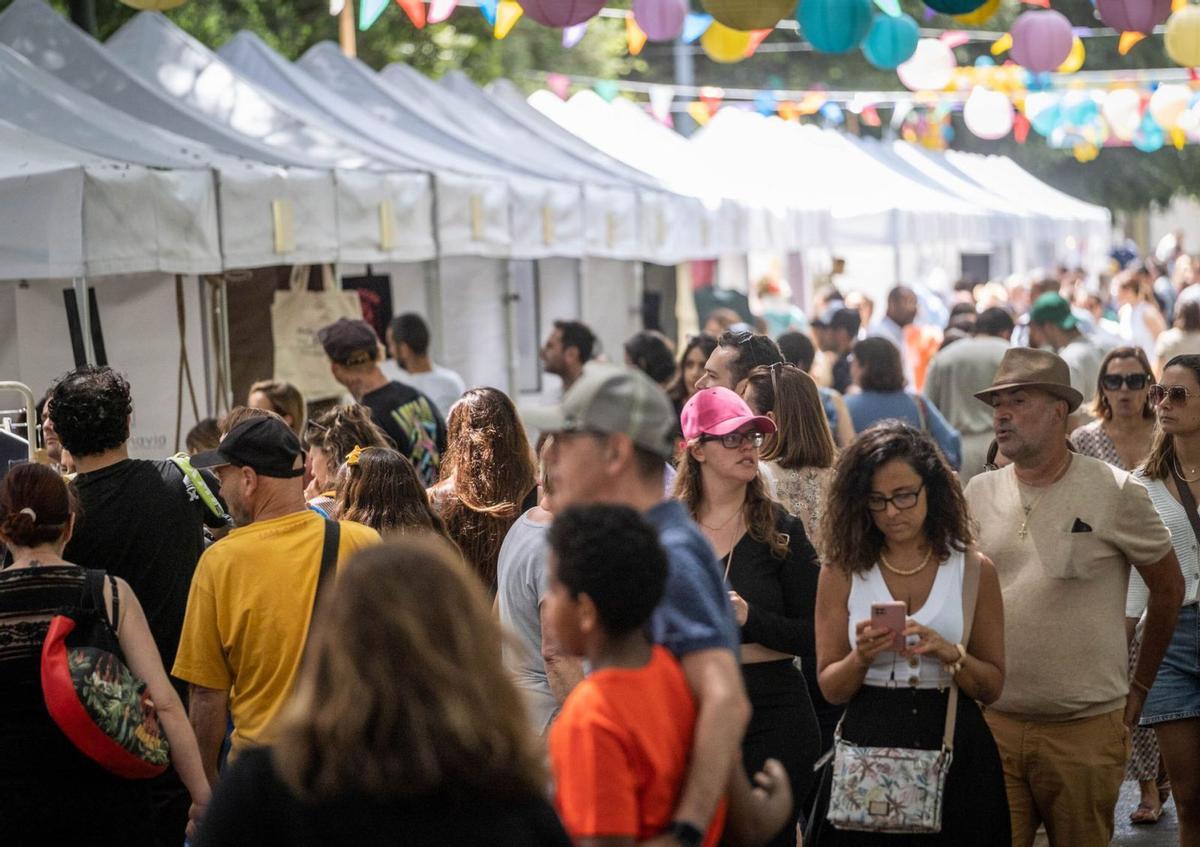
[861,105,882,126]
[395,0,426,28]
[330,0,346,15]
[1172,127,1188,149]
[873,0,901,17]
[547,73,570,100]
[699,86,725,115]
[940,30,969,49]
[1190,67,1199,82]
[1023,0,1050,6]
[495,0,522,38]
[360,0,390,30]
[429,0,459,23]
[479,0,497,25]
[627,13,648,56]
[1118,32,1147,55]
[1014,111,1030,144]
[649,85,675,123]
[594,80,620,102]
[1173,0,1188,10]
[687,101,712,126]
[682,13,713,45]
[753,90,778,116]
[744,29,772,57]
[991,33,1013,56]
[563,22,588,48]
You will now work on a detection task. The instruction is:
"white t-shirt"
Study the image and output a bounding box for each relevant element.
[380,360,465,419]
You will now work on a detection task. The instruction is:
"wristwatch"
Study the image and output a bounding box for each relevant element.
[666,820,704,847]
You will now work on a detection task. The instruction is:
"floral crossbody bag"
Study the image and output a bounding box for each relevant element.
[825,552,981,834]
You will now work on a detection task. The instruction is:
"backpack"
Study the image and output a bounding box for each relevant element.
[41,569,170,779]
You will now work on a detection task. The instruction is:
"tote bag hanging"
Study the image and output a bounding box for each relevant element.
[271,265,362,401]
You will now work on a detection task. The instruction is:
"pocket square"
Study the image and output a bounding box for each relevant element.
[1071,518,1093,533]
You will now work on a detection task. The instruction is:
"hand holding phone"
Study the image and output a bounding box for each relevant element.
[871,601,908,652]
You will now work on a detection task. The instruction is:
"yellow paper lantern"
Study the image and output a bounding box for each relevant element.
[701,21,753,63]
[954,0,1000,26]
[1166,4,1200,67]
[701,0,795,32]
[120,0,186,8]
[1057,37,1085,73]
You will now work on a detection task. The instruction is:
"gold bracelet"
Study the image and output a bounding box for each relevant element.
[944,643,967,676]
[1130,678,1151,696]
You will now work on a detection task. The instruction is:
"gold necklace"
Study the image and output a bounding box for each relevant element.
[1174,455,1200,484]
[879,546,932,576]
[700,504,743,532]
[1016,454,1073,540]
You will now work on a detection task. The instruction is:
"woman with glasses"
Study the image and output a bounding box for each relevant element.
[1129,355,1200,843]
[1070,348,1169,824]
[301,405,390,517]
[674,387,822,847]
[810,422,1008,846]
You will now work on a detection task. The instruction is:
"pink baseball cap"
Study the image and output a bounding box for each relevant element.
[680,387,777,443]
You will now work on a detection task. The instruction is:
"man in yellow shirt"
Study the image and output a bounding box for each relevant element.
[173,415,380,784]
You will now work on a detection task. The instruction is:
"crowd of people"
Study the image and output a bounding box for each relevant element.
[1,252,1199,847]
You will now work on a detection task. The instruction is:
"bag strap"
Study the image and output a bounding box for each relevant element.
[1170,460,1200,555]
[81,569,119,632]
[170,454,231,524]
[309,520,340,637]
[913,394,930,433]
[942,551,982,752]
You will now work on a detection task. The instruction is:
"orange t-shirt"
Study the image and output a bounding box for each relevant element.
[549,646,727,845]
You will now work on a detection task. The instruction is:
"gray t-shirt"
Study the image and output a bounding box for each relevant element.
[380,360,466,419]
[496,509,557,735]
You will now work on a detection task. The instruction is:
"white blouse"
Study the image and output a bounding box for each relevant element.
[1128,473,1200,617]
[847,551,964,690]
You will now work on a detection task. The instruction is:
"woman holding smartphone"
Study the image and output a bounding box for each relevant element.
[810,422,1009,845]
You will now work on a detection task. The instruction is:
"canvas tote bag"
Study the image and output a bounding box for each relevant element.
[271,265,362,401]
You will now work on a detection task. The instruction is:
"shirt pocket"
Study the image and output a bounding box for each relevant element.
[1039,526,1114,581]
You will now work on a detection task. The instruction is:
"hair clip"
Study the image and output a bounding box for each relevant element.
[19,507,36,522]
[345,445,365,467]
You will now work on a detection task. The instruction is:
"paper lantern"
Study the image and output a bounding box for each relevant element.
[701,0,796,32]
[701,21,753,63]
[862,13,919,69]
[1133,112,1165,153]
[964,86,1013,139]
[1150,84,1191,130]
[1102,88,1143,141]
[897,39,957,91]
[1057,37,1085,73]
[953,0,999,26]
[633,0,688,41]
[1095,0,1173,35]
[923,0,987,13]
[517,0,605,28]
[1010,10,1074,73]
[1166,5,1200,68]
[797,0,873,54]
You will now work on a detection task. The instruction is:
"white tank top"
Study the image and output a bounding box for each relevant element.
[847,551,964,689]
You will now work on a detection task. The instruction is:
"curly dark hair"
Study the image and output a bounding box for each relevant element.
[624,330,677,385]
[303,405,391,480]
[820,422,972,575]
[548,505,667,636]
[49,366,132,458]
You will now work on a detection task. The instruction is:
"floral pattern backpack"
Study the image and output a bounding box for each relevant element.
[41,569,170,778]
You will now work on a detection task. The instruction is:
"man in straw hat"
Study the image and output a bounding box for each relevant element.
[963,348,1184,847]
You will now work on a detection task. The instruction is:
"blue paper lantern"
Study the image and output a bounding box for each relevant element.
[862,13,919,69]
[1133,112,1165,153]
[923,0,987,13]
[797,0,873,54]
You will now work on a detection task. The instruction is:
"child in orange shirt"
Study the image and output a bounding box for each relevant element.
[545,505,793,847]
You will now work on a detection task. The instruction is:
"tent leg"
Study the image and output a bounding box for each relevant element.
[503,260,520,397]
[73,277,95,366]
[339,0,357,58]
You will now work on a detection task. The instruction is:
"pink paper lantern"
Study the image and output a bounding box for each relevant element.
[518,0,606,28]
[633,0,688,41]
[1095,0,1172,36]
[1010,9,1073,73]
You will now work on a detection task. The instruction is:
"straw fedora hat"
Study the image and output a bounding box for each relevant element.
[974,348,1083,412]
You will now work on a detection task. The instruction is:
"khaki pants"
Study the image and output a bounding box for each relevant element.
[985,709,1130,847]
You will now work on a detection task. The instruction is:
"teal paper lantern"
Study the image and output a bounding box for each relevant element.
[797,0,873,54]
[923,0,987,13]
[862,13,919,70]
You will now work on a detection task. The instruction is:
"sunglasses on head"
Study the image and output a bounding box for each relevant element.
[1101,373,1150,392]
[1150,384,1197,406]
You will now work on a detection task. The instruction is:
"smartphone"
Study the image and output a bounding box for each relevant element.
[871,601,908,653]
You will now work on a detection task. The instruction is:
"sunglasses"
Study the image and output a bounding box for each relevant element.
[1151,384,1198,406]
[1101,373,1150,392]
[699,431,764,450]
[867,483,925,512]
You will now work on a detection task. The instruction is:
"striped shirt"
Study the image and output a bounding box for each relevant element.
[1128,472,1200,616]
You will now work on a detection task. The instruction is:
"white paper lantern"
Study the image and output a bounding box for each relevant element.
[964,86,1013,140]
[1149,84,1191,132]
[896,38,957,92]
[1102,88,1142,141]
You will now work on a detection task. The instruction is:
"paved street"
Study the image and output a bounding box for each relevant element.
[1031,782,1179,846]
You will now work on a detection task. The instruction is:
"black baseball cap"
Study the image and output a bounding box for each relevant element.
[318,318,379,366]
[191,417,304,478]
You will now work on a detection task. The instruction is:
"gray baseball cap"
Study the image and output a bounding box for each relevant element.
[522,363,677,460]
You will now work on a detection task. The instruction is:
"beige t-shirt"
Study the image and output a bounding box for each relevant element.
[964,456,1172,721]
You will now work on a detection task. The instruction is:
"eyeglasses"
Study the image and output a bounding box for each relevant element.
[1150,384,1197,406]
[866,484,926,512]
[700,431,764,450]
[1101,373,1150,392]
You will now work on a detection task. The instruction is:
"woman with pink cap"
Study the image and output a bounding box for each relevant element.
[674,387,823,847]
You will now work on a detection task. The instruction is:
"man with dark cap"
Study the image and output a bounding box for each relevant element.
[1028,292,1103,414]
[318,317,446,486]
[814,306,861,395]
[173,415,380,784]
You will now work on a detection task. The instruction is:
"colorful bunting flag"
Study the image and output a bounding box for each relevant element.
[627,13,648,56]
[686,101,712,126]
[546,73,571,100]
[330,0,346,15]
[873,0,902,17]
[649,84,676,124]
[359,0,389,30]
[682,13,714,45]
[479,0,497,26]
[563,22,588,48]
[495,1,522,38]
[1118,32,1147,55]
[395,0,426,28]
[594,80,621,102]
[991,33,1013,56]
[940,31,970,49]
[429,0,459,24]
[744,29,772,57]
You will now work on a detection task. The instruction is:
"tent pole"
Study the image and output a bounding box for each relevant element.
[339,0,357,58]
[73,277,95,366]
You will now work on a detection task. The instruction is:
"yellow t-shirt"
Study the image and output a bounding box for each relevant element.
[172,510,380,753]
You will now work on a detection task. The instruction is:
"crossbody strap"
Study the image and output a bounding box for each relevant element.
[82,569,119,632]
[942,551,981,752]
[308,520,340,640]
[1169,463,1200,602]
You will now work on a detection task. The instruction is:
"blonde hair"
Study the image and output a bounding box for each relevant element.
[273,535,544,802]
[741,364,836,470]
[249,380,306,436]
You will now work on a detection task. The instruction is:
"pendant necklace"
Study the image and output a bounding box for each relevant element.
[1017,454,1072,541]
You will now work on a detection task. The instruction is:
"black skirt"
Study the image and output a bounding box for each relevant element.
[807,686,1010,847]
